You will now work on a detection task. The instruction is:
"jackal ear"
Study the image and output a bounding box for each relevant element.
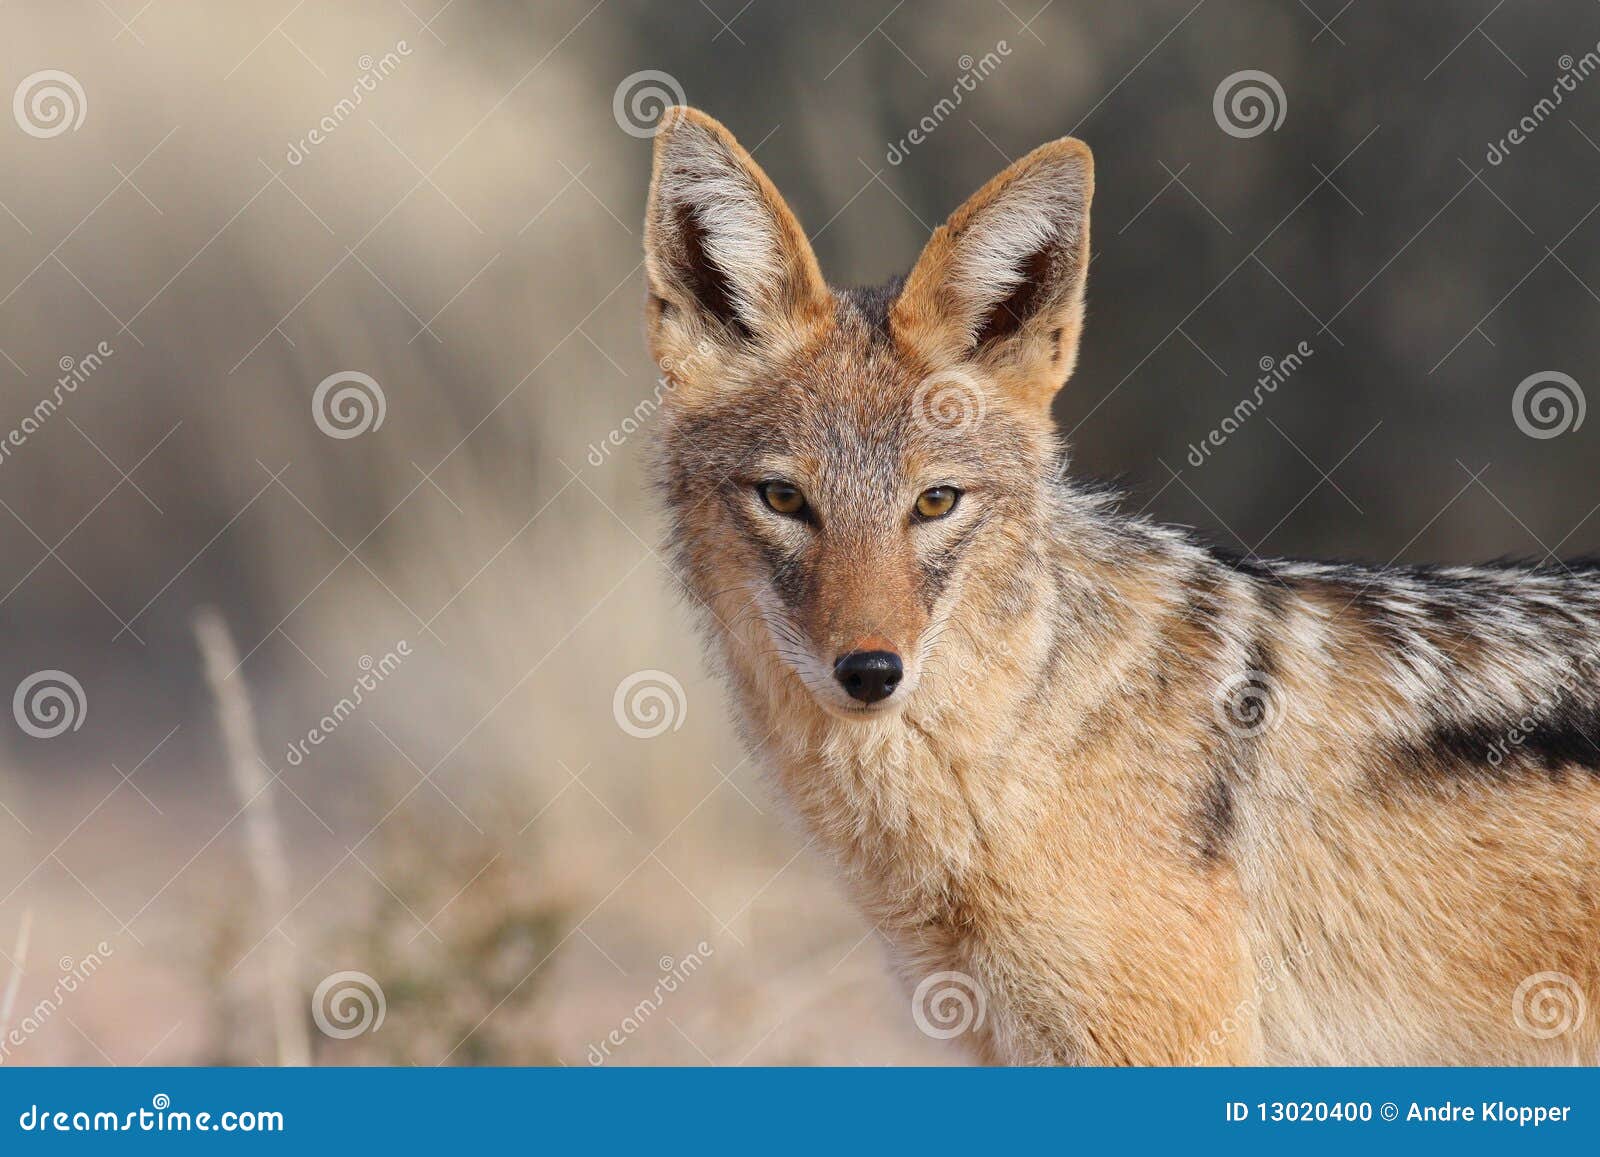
[893,137,1093,411]
[644,108,831,363]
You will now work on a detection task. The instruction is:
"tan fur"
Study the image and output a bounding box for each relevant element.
[642,108,1600,1065]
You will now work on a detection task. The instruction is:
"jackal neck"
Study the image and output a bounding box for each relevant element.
[710,485,1201,902]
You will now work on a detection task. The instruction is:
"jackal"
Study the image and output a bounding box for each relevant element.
[641,107,1600,1065]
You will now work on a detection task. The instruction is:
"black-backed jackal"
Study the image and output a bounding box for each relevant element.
[641,107,1600,1065]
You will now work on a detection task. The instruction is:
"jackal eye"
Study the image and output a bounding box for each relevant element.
[914,486,960,520]
[758,481,808,518]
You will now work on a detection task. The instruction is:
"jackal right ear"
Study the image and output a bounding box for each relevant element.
[893,137,1093,412]
[643,108,831,367]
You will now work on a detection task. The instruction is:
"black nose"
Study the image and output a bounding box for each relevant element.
[833,650,903,704]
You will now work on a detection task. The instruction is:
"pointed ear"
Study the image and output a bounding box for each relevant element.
[643,108,831,369]
[892,137,1093,412]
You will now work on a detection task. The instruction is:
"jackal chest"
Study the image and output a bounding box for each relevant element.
[777,734,990,881]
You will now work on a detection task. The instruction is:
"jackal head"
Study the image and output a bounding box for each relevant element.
[644,108,1092,721]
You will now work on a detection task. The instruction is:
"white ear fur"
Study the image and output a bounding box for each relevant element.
[654,127,782,330]
[949,155,1090,345]
[892,137,1094,407]
[644,108,828,345]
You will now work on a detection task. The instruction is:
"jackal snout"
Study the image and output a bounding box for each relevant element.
[767,513,933,715]
[833,649,904,704]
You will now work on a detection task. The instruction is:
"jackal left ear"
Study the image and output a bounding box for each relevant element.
[893,137,1093,411]
[643,108,831,366]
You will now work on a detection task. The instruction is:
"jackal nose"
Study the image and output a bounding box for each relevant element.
[833,650,903,704]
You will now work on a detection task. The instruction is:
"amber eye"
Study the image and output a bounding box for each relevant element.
[914,486,960,520]
[759,481,808,517]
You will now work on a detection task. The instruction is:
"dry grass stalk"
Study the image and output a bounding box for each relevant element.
[193,608,311,1067]
[0,908,32,1041]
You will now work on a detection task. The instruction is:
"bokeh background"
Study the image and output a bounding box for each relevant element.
[0,0,1596,1065]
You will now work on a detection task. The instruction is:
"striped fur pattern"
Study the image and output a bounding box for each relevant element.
[642,107,1600,1064]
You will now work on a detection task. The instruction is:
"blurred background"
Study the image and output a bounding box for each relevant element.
[0,0,1596,1065]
